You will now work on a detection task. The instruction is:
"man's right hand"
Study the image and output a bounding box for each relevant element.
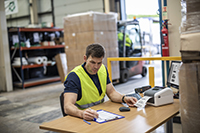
[83,108,99,121]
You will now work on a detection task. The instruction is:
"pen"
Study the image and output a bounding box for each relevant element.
[105,116,119,121]
[83,119,91,125]
[89,108,97,121]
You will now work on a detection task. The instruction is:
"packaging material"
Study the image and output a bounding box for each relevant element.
[107,13,118,31]
[41,41,55,46]
[42,56,48,64]
[55,53,68,83]
[64,31,119,79]
[28,57,43,65]
[181,0,200,34]
[179,62,200,133]
[54,37,64,45]
[63,12,118,33]
[180,32,200,51]
[180,0,200,62]
[64,12,119,80]
[79,12,108,32]
[64,15,81,34]
[12,57,28,66]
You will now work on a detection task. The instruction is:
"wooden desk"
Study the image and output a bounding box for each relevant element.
[40,99,179,133]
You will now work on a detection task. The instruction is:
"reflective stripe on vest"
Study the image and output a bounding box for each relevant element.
[125,43,131,47]
[71,64,107,109]
[75,98,104,109]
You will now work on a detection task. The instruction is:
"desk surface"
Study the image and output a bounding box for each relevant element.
[40,99,179,133]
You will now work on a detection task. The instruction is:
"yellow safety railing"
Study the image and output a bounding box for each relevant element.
[107,57,181,87]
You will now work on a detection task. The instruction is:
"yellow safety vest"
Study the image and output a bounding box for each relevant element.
[118,32,132,47]
[67,64,107,109]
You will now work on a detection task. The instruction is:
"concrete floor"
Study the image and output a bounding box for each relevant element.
[0,61,182,133]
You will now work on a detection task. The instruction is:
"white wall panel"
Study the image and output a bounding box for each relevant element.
[39,14,52,24]
[54,0,88,7]
[54,0,103,28]
[7,18,30,27]
[167,0,181,56]
[55,0,103,16]
[5,0,104,28]
[55,15,65,28]
[38,0,51,13]
[6,0,29,27]
[6,0,29,18]
[55,8,104,28]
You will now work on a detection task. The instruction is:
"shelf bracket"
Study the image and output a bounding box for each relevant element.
[12,67,22,82]
[11,47,18,60]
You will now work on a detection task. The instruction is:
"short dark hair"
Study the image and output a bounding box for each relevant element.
[85,43,105,59]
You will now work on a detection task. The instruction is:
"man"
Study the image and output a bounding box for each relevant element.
[118,32,133,58]
[63,43,137,121]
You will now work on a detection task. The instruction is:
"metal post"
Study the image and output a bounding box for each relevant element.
[17,28,24,89]
[166,118,173,133]
[29,0,38,25]
[119,0,126,20]
[158,0,165,86]
[51,0,55,27]
[122,26,126,69]
[149,67,155,87]
[107,58,112,82]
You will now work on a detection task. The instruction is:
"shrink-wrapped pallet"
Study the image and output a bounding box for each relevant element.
[180,0,200,62]
[63,12,119,80]
[179,63,200,133]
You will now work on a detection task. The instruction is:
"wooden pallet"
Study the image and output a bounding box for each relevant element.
[181,50,200,63]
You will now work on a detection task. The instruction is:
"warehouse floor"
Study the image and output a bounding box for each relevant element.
[0,61,182,133]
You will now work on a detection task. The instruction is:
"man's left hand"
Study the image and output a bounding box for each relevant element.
[124,97,137,107]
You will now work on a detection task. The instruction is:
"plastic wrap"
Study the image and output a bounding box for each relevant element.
[63,12,120,80]
[42,56,48,64]
[179,63,200,132]
[12,57,28,66]
[63,11,118,33]
[28,57,43,64]
[181,0,200,34]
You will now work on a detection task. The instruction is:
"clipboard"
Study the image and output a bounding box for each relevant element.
[94,109,124,124]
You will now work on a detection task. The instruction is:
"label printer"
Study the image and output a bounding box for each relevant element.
[144,86,174,106]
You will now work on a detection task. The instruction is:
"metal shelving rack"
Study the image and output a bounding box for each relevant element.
[9,27,64,89]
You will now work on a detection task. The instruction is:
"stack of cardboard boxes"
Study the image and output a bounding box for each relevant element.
[179,0,200,132]
[64,12,119,80]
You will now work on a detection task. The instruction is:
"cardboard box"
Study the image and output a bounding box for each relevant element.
[76,31,108,50]
[186,0,200,13]
[76,32,95,50]
[107,13,117,31]
[64,12,117,33]
[67,65,76,73]
[64,15,81,34]
[63,12,119,80]
[80,12,108,32]
[64,33,77,50]
[179,62,200,133]
[180,32,200,51]
[181,0,200,33]
[55,53,68,83]
[65,49,85,67]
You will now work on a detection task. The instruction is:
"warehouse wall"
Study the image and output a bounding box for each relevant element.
[165,0,182,56]
[6,0,30,27]
[6,0,104,28]
[0,1,13,91]
[54,0,104,28]
[37,0,52,25]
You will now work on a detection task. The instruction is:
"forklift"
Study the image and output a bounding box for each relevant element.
[117,18,147,83]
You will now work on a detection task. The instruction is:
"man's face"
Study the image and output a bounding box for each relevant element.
[84,55,103,75]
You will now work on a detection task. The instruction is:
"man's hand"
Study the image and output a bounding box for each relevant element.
[124,97,137,107]
[83,108,99,121]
